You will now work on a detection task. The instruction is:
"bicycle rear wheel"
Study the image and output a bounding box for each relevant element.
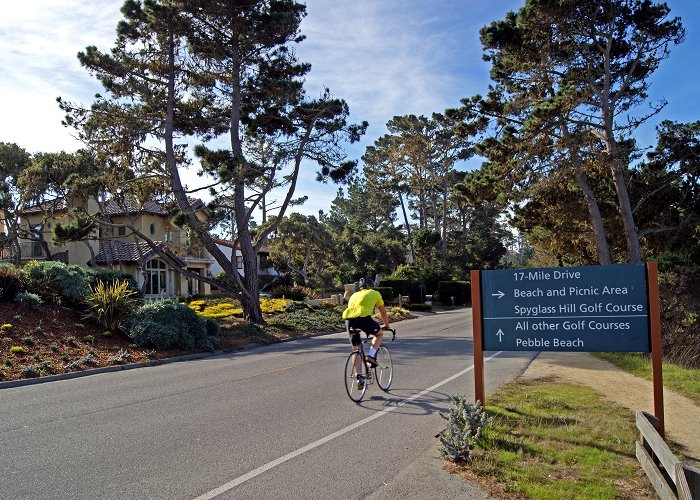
[375,346,393,391]
[344,351,368,402]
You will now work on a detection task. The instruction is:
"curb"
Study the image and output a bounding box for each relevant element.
[0,330,333,390]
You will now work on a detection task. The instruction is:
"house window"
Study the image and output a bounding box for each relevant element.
[259,254,271,270]
[144,259,168,296]
[236,255,243,270]
[166,231,173,243]
[31,224,43,258]
[118,226,126,236]
[149,223,156,236]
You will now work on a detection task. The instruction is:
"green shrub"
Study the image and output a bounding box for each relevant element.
[12,315,21,322]
[284,301,310,313]
[408,303,432,312]
[0,264,22,301]
[15,291,43,310]
[109,348,132,364]
[22,365,40,378]
[203,317,220,338]
[10,346,24,355]
[268,307,345,333]
[437,281,470,306]
[83,335,94,344]
[659,270,700,367]
[439,395,489,462]
[84,279,141,331]
[22,336,33,346]
[212,271,239,292]
[20,260,90,307]
[381,277,423,304]
[33,326,43,335]
[270,285,306,301]
[103,331,112,337]
[88,268,143,298]
[50,344,58,352]
[127,299,217,351]
[3,358,12,367]
[374,287,394,302]
[1,324,12,332]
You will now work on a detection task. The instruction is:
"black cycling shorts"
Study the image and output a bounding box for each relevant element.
[346,316,381,346]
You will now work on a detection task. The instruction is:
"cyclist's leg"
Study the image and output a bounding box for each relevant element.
[346,320,361,353]
[346,320,363,374]
[352,316,381,361]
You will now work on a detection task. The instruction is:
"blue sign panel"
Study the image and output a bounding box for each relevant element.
[480,264,650,352]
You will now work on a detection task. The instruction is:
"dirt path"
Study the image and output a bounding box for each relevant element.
[521,352,700,464]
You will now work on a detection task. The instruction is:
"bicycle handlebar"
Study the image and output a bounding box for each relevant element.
[381,326,396,341]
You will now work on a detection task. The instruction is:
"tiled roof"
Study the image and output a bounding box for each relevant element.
[103,198,205,217]
[22,199,67,215]
[23,197,206,217]
[93,240,185,267]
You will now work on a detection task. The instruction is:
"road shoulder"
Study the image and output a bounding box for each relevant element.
[367,441,496,499]
[521,351,700,463]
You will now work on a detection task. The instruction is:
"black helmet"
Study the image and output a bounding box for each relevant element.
[359,277,374,289]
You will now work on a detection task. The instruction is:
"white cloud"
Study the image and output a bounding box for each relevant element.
[0,0,122,152]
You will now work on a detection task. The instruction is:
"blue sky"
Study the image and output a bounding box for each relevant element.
[1,0,699,217]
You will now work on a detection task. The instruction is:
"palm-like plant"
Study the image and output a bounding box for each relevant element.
[84,280,141,332]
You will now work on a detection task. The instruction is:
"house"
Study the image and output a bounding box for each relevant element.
[0,196,215,298]
[210,238,280,288]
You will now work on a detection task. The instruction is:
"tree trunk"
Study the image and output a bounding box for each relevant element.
[610,161,641,263]
[571,162,613,265]
[600,41,641,264]
[398,193,415,262]
[441,176,448,258]
[601,110,641,263]
[234,181,265,323]
[228,41,264,323]
[160,13,264,320]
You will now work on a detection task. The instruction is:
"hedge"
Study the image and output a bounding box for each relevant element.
[375,287,394,302]
[437,281,470,306]
[380,279,423,304]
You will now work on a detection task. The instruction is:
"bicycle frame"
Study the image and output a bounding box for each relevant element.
[344,326,395,401]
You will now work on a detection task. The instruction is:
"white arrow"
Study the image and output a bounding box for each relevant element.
[491,290,505,299]
[496,329,504,342]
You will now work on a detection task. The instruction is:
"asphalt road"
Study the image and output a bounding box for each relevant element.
[0,308,536,499]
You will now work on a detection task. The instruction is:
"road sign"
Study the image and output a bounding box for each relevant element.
[479,264,650,352]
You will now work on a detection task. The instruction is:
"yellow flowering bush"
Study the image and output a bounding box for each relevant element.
[188,297,290,318]
[260,298,290,314]
[188,300,206,312]
[188,301,242,318]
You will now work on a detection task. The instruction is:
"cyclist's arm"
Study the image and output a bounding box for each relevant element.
[378,304,390,328]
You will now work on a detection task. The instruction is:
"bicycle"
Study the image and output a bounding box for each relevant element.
[344,326,395,402]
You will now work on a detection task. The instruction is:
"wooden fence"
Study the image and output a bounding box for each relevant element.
[636,411,700,499]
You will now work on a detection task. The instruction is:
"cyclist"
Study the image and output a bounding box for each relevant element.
[342,278,390,376]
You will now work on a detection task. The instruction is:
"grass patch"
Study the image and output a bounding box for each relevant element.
[594,352,700,406]
[459,379,653,499]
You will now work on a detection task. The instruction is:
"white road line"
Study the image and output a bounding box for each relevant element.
[192,351,504,500]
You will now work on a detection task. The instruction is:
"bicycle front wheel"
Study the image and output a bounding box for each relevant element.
[375,346,393,391]
[344,351,368,402]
